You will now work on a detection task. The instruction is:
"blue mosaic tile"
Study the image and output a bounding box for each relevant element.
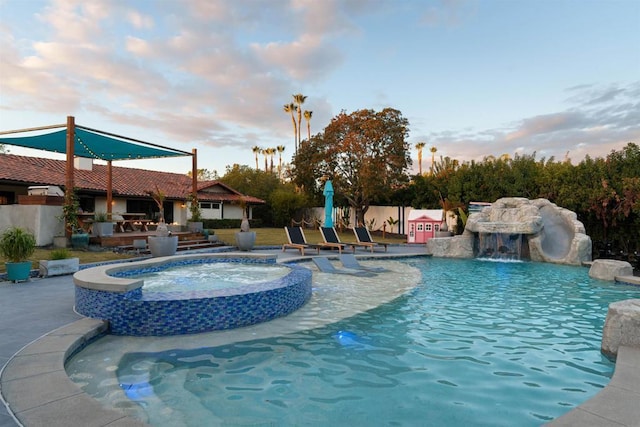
[75,257,312,336]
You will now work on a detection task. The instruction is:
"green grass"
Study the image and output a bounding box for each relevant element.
[211,227,407,247]
[0,228,407,274]
[0,248,134,274]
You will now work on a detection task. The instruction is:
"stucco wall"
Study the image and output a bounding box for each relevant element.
[0,205,64,246]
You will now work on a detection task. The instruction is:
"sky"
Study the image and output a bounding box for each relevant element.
[1,0,639,177]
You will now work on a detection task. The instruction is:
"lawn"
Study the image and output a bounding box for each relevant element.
[0,228,407,273]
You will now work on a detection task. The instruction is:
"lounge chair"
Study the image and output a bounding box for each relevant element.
[283,226,321,255]
[353,226,388,252]
[320,227,372,253]
[312,257,377,277]
[339,253,389,273]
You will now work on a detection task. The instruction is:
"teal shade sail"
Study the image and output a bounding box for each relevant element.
[0,128,187,161]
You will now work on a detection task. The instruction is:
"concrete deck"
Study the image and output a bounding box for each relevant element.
[1,246,639,427]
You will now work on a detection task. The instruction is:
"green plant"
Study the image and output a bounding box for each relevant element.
[0,227,37,263]
[386,216,399,232]
[365,218,377,230]
[50,248,72,260]
[94,212,109,222]
[60,188,80,234]
[187,193,202,222]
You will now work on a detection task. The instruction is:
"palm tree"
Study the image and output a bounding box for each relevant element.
[292,93,307,149]
[415,142,426,175]
[430,146,437,175]
[267,148,276,173]
[261,148,268,172]
[276,145,285,177]
[283,103,298,152]
[252,146,261,170]
[303,110,313,142]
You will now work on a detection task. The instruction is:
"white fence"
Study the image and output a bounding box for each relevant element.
[309,206,441,235]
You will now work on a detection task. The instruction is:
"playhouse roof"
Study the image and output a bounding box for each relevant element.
[408,209,443,222]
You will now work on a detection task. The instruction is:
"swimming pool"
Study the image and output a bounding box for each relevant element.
[66,257,640,426]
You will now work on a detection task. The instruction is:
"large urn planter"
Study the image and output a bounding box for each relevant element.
[148,235,178,257]
[39,258,79,277]
[93,222,114,237]
[187,221,203,233]
[5,262,33,282]
[235,231,256,251]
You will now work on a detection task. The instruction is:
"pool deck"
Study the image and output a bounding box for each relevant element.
[1,246,639,427]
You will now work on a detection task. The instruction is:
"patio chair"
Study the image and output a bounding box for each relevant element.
[282,226,321,255]
[353,226,388,252]
[312,257,377,277]
[339,253,389,273]
[319,227,364,253]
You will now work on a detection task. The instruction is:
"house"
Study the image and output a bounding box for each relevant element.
[0,154,264,244]
[407,209,443,243]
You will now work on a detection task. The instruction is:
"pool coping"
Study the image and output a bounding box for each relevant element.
[2,256,639,426]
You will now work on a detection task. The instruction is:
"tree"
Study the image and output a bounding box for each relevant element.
[220,163,304,227]
[261,148,268,172]
[276,145,285,177]
[430,146,437,175]
[292,93,307,149]
[304,110,313,142]
[415,142,426,175]
[283,103,298,152]
[293,108,411,226]
[266,147,276,173]
[187,168,218,181]
[252,146,261,170]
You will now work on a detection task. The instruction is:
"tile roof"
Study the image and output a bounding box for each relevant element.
[0,154,264,204]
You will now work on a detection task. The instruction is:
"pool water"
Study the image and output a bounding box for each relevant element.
[137,262,291,293]
[67,258,640,426]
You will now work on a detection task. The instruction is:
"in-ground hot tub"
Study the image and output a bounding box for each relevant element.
[73,253,312,336]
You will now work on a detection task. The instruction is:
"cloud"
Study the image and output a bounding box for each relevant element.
[419,82,640,169]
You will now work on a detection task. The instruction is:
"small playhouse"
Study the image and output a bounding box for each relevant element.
[407,209,443,244]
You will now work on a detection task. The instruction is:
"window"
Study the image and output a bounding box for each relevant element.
[417,223,423,231]
[425,223,432,231]
[199,202,220,210]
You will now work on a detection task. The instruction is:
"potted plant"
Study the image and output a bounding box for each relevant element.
[0,227,36,282]
[186,192,203,233]
[39,248,79,277]
[92,211,114,237]
[60,188,89,248]
[146,185,178,257]
[235,198,256,251]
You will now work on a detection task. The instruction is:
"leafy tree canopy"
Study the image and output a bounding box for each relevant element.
[292,108,412,225]
[187,168,218,181]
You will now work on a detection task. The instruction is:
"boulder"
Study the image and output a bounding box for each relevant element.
[589,259,634,281]
[601,299,640,360]
[426,234,474,258]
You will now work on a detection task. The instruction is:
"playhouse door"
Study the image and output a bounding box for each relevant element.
[415,222,427,243]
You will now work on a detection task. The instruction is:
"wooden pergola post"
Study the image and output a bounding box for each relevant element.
[192,148,198,206]
[107,160,113,217]
[65,116,75,237]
